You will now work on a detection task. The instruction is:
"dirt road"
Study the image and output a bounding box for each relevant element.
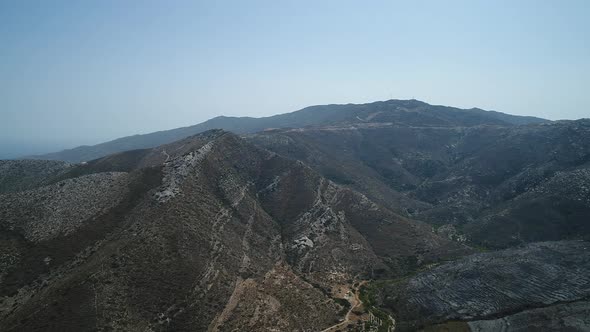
[320,281,367,332]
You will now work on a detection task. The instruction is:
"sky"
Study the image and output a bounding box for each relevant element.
[1,0,589,158]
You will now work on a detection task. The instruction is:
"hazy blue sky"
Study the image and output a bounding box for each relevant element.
[1,0,589,157]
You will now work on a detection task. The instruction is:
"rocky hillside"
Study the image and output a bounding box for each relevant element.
[0,130,467,331]
[371,241,590,331]
[249,119,590,249]
[0,160,72,194]
[28,100,547,162]
[3,101,589,331]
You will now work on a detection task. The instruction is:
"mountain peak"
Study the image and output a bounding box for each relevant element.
[25,100,549,163]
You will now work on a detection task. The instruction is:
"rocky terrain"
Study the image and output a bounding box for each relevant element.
[0,172,131,242]
[2,100,589,331]
[0,160,72,193]
[467,300,590,331]
[250,119,590,249]
[0,130,467,331]
[373,241,590,331]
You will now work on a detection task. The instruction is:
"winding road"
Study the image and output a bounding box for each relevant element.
[320,281,366,332]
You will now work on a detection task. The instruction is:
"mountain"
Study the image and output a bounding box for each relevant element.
[4,100,589,331]
[27,100,548,163]
[249,119,590,249]
[0,160,72,194]
[0,130,467,331]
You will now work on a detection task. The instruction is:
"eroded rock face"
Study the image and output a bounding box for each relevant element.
[377,241,590,331]
[154,141,214,202]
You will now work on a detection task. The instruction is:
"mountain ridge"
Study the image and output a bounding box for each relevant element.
[2,116,589,331]
[0,129,469,331]
[249,118,590,249]
[25,99,548,162]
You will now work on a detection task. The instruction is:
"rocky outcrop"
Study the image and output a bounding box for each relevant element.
[154,141,214,202]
